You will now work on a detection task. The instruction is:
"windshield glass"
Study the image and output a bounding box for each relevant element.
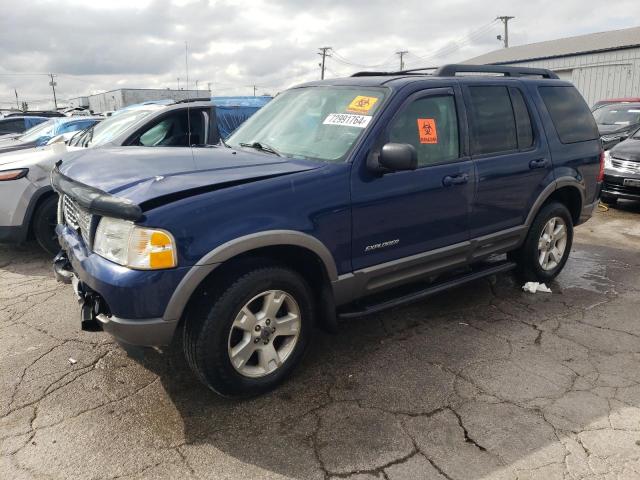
[20,119,56,142]
[78,107,159,147]
[593,105,640,126]
[227,86,387,162]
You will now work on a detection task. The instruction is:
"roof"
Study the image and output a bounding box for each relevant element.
[466,26,640,65]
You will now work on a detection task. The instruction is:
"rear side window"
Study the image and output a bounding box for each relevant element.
[468,86,518,155]
[539,86,599,143]
[509,88,534,149]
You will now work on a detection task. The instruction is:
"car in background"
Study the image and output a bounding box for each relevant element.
[601,128,640,206]
[593,102,640,150]
[0,97,268,254]
[592,97,640,111]
[4,110,66,118]
[0,117,102,155]
[0,116,49,136]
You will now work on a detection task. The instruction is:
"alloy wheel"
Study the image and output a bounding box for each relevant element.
[538,216,567,271]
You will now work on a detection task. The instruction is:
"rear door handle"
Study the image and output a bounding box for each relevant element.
[529,159,549,169]
[442,173,469,187]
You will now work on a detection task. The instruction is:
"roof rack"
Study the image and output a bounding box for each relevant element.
[351,64,559,79]
[433,64,559,79]
[174,97,212,104]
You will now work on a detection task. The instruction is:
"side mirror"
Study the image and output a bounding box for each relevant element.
[368,143,418,174]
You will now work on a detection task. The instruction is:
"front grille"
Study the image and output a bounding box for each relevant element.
[62,195,93,244]
[611,157,640,174]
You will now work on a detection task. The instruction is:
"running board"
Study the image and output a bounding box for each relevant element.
[338,261,516,319]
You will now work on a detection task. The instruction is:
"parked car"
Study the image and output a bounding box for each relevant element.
[0,116,49,136]
[0,98,265,254]
[51,64,602,398]
[592,102,640,150]
[5,110,66,118]
[601,128,640,205]
[0,117,102,155]
[592,97,640,111]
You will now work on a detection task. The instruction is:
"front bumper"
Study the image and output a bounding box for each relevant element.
[602,173,640,201]
[55,224,189,346]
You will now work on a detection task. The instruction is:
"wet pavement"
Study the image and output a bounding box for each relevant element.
[1,203,640,480]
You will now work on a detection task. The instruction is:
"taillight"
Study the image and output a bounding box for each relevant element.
[597,150,605,182]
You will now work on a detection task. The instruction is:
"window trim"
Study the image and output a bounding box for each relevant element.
[377,86,468,170]
[508,86,537,153]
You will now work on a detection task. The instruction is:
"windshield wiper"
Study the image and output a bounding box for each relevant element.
[238,141,282,157]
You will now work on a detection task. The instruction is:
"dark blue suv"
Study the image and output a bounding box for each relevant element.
[52,65,603,397]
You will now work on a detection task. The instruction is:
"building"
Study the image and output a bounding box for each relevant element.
[466,26,640,106]
[68,88,210,113]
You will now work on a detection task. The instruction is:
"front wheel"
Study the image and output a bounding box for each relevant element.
[32,194,60,256]
[183,263,314,398]
[512,201,574,283]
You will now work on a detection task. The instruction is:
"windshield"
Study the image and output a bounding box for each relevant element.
[227,86,387,162]
[593,105,640,126]
[20,119,56,142]
[77,107,159,147]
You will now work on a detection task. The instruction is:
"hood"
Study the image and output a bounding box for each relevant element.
[0,137,37,154]
[610,138,640,163]
[598,123,639,135]
[0,143,74,168]
[57,146,322,208]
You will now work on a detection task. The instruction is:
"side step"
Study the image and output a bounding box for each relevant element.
[338,261,516,319]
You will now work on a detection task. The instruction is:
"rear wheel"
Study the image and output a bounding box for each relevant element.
[512,201,574,283]
[183,263,314,398]
[32,195,60,256]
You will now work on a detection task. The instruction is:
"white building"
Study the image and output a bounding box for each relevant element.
[466,26,640,107]
[68,88,210,113]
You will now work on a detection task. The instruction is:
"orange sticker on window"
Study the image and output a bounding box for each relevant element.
[417,118,438,144]
[347,96,378,114]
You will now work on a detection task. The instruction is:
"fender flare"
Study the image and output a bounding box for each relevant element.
[524,177,585,227]
[163,230,338,321]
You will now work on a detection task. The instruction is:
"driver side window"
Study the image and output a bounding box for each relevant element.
[389,95,459,167]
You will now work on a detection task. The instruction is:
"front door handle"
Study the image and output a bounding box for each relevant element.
[529,159,549,169]
[442,173,469,187]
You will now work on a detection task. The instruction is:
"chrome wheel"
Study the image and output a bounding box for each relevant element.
[538,216,567,271]
[227,290,301,378]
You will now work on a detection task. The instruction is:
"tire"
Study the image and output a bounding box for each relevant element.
[512,201,574,283]
[183,262,315,398]
[32,194,60,256]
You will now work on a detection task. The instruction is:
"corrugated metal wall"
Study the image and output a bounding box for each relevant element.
[506,47,640,107]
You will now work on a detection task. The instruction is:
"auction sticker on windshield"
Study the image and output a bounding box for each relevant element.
[347,96,379,114]
[323,113,372,128]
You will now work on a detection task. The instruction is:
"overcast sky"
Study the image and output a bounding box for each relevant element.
[1,0,638,109]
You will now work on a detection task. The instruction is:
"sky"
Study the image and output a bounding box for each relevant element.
[1,0,638,109]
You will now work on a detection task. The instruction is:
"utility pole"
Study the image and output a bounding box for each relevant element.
[177,77,180,90]
[396,50,408,70]
[207,82,211,94]
[253,85,257,96]
[496,16,515,48]
[317,47,332,80]
[14,89,19,109]
[195,80,199,92]
[48,73,58,110]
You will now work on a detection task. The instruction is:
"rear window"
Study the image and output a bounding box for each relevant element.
[539,86,599,143]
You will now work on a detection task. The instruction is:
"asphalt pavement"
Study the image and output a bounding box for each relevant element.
[1,202,640,480]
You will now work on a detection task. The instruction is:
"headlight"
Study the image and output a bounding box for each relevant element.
[0,168,28,181]
[604,150,612,168]
[93,217,177,270]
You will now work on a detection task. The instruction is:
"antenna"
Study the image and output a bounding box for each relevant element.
[185,41,193,148]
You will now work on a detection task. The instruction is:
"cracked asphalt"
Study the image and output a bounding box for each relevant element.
[2,203,640,480]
